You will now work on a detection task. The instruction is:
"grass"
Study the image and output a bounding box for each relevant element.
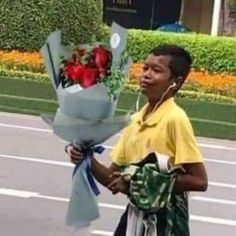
[0,77,236,140]
[192,120,236,140]
[177,99,236,124]
[0,94,57,115]
[117,91,236,123]
[0,76,57,100]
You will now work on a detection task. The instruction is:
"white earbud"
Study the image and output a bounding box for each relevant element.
[169,82,177,89]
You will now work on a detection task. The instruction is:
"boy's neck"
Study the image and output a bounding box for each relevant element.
[147,95,172,112]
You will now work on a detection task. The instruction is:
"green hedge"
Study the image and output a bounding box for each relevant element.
[1,1,235,74]
[0,69,49,82]
[0,0,103,50]
[125,30,236,74]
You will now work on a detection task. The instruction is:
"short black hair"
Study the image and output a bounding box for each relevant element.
[149,44,192,80]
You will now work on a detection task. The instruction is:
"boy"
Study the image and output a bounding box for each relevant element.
[68,44,208,235]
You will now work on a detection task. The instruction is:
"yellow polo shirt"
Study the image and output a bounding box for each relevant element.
[111,98,203,166]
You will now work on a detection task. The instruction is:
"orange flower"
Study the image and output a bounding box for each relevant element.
[186,70,236,91]
[128,63,143,85]
[128,63,236,90]
[0,50,235,97]
[0,50,44,73]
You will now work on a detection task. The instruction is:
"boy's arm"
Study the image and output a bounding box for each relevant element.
[174,162,208,193]
[168,112,208,193]
[68,145,121,187]
[91,157,121,187]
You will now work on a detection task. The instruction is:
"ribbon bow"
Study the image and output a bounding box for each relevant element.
[68,144,105,196]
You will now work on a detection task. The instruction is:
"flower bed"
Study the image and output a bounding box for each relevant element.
[0,50,44,73]
[0,50,235,100]
[129,64,236,98]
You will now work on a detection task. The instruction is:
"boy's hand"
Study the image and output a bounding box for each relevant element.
[107,172,129,195]
[65,143,84,165]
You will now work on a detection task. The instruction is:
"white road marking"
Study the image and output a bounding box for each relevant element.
[208,181,236,189]
[191,196,236,205]
[0,123,52,133]
[0,189,113,235]
[98,203,126,210]
[190,215,236,227]
[0,188,39,198]
[37,194,69,202]
[0,154,73,167]
[205,158,236,165]
[0,122,236,151]
[37,194,126,210]
[198,143,236,151]
[1,154,236,190]
[0,187,236,227]
[91,230,113,236]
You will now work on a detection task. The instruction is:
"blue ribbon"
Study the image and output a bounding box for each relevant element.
[72,146,105,196]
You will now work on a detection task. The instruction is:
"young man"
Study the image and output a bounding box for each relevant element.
[68,44,208,235]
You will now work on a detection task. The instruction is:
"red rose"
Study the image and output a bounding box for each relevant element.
[92,47,112,69]
[78,49,86,57]
[72,49,86,63]
[99,67,108,78]
[80,67,100,88]
[65,63,85,82]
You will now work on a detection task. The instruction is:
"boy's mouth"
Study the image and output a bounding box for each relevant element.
[140,80,152,90]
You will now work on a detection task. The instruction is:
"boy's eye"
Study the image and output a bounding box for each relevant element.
[153,69,161,73]
[142,66,149,71]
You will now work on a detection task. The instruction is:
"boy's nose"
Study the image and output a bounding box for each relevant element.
[142,68,152,78]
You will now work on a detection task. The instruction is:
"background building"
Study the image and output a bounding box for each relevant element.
[103,0,236,36]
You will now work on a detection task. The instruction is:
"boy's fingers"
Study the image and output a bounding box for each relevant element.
[112,189,119,195]
[107,178,118,190]
[70,148,82,157]
[70,158,79,165]
[108,184,119,195]
[70,154,81,160]
[72,143,82,151]
[65,143,81,154]
[109,171,121,178]
[107,182,115,190]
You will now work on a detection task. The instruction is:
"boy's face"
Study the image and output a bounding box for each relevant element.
[140,54,176,102]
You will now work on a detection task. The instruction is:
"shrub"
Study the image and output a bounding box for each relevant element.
[0,69,49,82]
[125,30,236,74]
[177,90,236,105]
[0,0,103,50]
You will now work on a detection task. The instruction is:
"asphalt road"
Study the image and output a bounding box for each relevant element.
[0,112,235,236]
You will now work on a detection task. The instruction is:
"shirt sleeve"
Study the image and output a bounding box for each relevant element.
[110,113,139,166]
[168,111,203,165]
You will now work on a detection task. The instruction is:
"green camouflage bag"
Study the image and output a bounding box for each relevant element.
[129,163,176,212]
[121,153,189,235]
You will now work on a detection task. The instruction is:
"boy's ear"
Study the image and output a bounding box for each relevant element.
[172,76,184,90]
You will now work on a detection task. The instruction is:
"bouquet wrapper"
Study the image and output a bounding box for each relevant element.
[65,159,99,228]
[40,30,61,90]
[42,110,131,228]
[50,109,130,145]
[40,22,130,121]
[57,83,118,120]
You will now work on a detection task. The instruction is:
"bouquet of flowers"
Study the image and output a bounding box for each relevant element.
[61,45,112,89]
[40,23,132,229]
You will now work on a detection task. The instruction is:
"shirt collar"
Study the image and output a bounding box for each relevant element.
[136,97,175,127]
